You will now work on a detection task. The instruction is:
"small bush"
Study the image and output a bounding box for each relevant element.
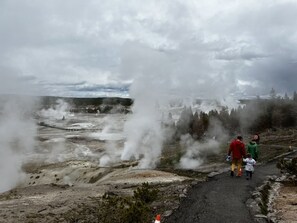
[62,182,159,223]
[133,182,159,204]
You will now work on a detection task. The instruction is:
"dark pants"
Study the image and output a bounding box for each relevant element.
[245,170,253,179]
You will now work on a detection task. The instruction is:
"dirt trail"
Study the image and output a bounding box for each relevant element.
[165,161,281,223]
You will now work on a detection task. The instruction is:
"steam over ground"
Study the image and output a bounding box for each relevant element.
[119,43,234,169]
[1,0,297,190]
[0,76,38,193]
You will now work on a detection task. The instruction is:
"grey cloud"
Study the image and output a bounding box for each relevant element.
[46,81,87,86]
[241,57,297,96]
[68,83,130,92]
[0,65,40,95]
[215,48,267,61]
[1,0,297,98]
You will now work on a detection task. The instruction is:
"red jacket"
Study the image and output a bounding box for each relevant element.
[228,139,246,160]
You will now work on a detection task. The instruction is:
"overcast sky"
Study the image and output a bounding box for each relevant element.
[1,0,297,99]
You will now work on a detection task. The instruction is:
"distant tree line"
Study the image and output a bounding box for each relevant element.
[39,96,133,113]
[40,96,133,108]
[174,91,297,140]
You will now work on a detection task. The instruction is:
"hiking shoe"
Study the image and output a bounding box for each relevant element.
[230,171,234,177]
[238,169,242,176]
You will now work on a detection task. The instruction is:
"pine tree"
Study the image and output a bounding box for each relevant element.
[293,91,297,102]
[270,88,276,99]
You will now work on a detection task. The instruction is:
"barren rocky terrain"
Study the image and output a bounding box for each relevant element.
[0,111,296,223]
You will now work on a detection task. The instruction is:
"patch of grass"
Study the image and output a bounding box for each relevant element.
[61,182,159,223]
[0,189,18,201]
[133,182,159,204]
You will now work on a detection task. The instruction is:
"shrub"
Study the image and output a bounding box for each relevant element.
[62,182,159,223]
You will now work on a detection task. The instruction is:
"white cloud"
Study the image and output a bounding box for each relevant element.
[0,0,297,97]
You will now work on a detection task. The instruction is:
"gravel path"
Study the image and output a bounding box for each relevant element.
[165,161,280,223]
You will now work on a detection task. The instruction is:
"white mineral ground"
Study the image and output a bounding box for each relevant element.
[0,112,296,222]
[0,113,192,222]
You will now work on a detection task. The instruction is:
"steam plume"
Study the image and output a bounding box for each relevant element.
[119,42,237,169]
[0,72,38,192]
[0,96,37,192]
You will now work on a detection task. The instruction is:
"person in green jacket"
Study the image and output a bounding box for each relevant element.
[247,139,258,161]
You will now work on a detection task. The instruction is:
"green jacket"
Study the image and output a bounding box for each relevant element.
[247,141,258,160]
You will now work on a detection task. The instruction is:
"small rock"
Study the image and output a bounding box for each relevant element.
[208,172,219,178]
[252,191,261,198]
[191,180,199,185]
[255,197,262,204]
[179,194,186,198]
[268,175,278,181]
[163,210,173,217]
[255,214,267,219]
[275,176,286,182]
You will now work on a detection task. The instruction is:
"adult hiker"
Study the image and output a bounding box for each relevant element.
[247,139,259,161]
[253,133,260,144]
[227,135,246,177]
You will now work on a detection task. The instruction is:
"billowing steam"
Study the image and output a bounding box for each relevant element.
[96,116,125,167]
[120,94,164,168]
[39,99,71,120]
[0,96,37,193]
[178,134,219,169]
[119,43,238,169]
[121,113,164,168]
